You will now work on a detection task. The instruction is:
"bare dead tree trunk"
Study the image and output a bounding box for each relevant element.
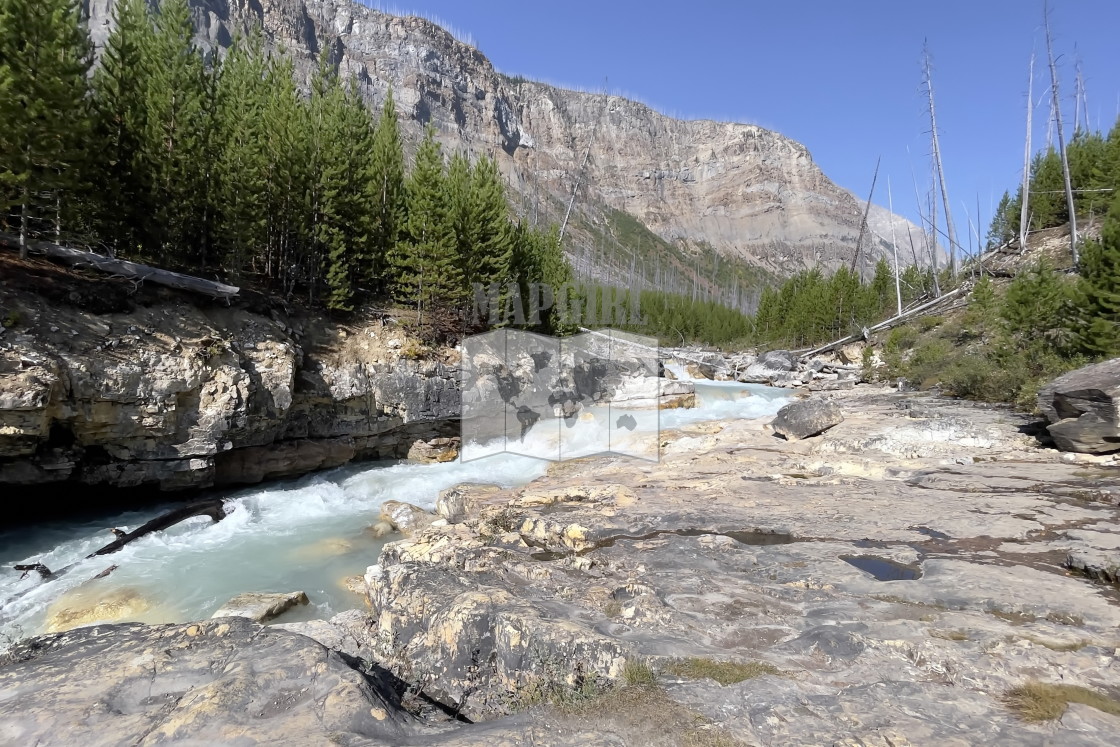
[851,156,880,281]
[1021,52,1035,253]
[924,45,960,278]
[560,87,607,244]
[887,176,902,316]
[18,189,29,260]
[1044,2,1079,265]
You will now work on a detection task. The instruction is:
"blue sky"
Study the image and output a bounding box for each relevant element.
[365,1,1119,247]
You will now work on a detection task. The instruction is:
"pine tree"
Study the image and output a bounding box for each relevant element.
[1029,149,1066,229]
[469,155,514,285]
[0,0,92,257]
[212,32,272,276]
[394,126,459,317]
[1077,191,1120,356]
[142,0,215,266]
[89,0,153,257]
[367,90,406,294]
[320,83,378,312]
[985,191,1015,249]
[259,54,311,291]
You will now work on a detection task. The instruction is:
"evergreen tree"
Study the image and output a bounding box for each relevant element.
[1077,191,1120,356]
[0,0,92,257]
[260,55,311,292]
[212,32,271,276]
[90,0,153,257]
[142,0,215,265]
[1028,149,1066,229]
[1001,259,1077,353]
[367,90,406,294]
[986,191,1015,249]
[394,126,459,316]
[469,155,514,285]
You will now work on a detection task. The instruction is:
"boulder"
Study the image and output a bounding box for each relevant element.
[759,349,798,372]
[406,436,460,463]
[437,483,503,523]
[838,343,866,365]
[1037,359,1120,453]
[0,618,417,744]
[380,500,438,536]
[211,591,309,622]
[769,399,844,440]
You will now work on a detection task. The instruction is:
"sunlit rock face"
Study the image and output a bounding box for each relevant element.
[0,291,461,495]
[86,0,926,278]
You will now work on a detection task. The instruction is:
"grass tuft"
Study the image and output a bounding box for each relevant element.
[1004,680,1120,722]
[1016,635,1090,652]
[665,657,780,686]
[930,629,970,641]
[622,659,658,688]
[987,607,1037,625]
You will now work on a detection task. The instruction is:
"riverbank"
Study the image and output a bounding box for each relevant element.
[0,252,461,511]
[4,384,1118,744]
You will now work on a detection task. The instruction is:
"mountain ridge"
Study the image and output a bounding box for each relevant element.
[84,0,930,300]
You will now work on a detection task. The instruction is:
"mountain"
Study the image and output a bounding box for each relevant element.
[84,0,927,303]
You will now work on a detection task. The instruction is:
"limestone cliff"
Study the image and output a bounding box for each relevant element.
[84,0,925,283]
[0,257,460,499]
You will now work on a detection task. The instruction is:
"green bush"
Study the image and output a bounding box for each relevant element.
[904,338,954,387]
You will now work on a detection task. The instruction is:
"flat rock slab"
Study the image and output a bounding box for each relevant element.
[0,618,417,745]
[211,590,308,622]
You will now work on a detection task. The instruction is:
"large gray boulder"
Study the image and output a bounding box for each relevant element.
[0,618,418,745]
[770,399,844,440]
[1037,359,1120,453]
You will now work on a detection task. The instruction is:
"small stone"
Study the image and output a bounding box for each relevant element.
[211,591,309,623]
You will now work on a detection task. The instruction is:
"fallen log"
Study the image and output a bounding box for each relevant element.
[13,563,52,580]
[6,499,227,589]
[798,286,967,360]
[0,233,239,300]
[89,499,227,557]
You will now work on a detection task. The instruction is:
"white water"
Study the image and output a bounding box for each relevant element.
[0,370,788,641]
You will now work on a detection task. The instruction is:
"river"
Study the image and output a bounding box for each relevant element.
[0,374,789,641]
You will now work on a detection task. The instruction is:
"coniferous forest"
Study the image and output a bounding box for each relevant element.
[0,0,567,322]
[1,0,1011,351]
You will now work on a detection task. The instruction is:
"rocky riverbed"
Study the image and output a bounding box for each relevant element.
[4,384,1118,745]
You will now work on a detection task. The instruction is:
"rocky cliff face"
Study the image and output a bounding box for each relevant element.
[84,0,924,280]
[0,259,460,499]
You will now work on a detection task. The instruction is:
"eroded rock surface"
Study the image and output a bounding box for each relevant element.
[211,591,310,622]
[350,387,1120,742]
[0,285,460,496]
[1038,358,1120,453]
[0,618,419,745]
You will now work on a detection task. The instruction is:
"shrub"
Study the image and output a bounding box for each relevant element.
[1004,680,1120,722]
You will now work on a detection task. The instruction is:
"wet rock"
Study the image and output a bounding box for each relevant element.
[437,483,503,523]
[407,436,461,463]
[0,618,418,744]
[45,587,157,633]
[769,399,844,440]
[366,520,396,538]
[211,591,309,622]
[214,437,356,485]
[292,537,355,560]
[1038,358,1120,453]
[380,500,438,536]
